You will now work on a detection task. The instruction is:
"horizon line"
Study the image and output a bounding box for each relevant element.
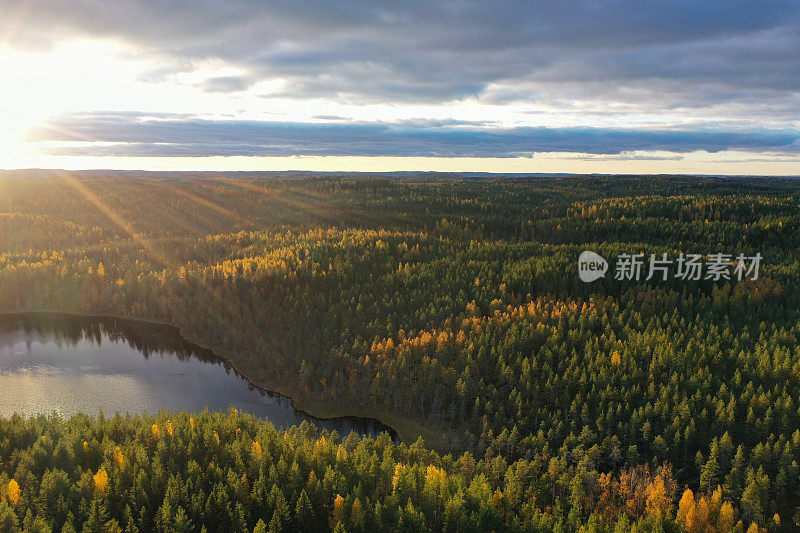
[2,168,800,179]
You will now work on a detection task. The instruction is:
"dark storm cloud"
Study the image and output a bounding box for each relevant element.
[28,114,800,158]
[2,1,798,108]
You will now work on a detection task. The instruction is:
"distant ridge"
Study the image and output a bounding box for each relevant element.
[1,169,798,180]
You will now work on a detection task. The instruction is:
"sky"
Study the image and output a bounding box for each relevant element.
[0,1,798,174]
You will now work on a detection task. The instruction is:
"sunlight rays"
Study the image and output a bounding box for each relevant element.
[165,182,252,230]
[52,170,178,270]
[47,171,280,366]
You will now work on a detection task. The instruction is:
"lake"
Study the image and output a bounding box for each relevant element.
[0,312,396,439]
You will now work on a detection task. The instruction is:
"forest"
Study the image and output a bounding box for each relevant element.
[2,172,800,531]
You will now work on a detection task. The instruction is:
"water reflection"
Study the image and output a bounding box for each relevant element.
[0,312,396,440]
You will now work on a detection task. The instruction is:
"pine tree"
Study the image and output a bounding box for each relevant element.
[740,480,764,527]
[294,489,314,531]
[0,501,20,533]
[700,448,721,493]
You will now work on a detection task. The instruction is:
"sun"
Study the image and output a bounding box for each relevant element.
[0,48,50,142]
[0,40,147,145]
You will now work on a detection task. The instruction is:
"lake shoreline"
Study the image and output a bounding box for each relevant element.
[0,309,402,442]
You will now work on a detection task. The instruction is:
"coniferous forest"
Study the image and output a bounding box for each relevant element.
[2,173,800,531]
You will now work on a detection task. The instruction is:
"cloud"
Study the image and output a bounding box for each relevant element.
[199,75,254,93]
[2,0,798,113]
[27,113,800,158]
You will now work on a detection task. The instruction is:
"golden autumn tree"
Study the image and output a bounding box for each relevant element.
[695,497,711,531]
[718,501,736,532]
[113,446,124,468]
[645,473,670,516]
[596,472,622,522]
[336,444,348,462]
[93,467,109,495]
[331,494,346,527]
[678,489,697,533]
[708,486,723,518]
[251,440,262,458]
[392,464,405,494]
[745,523,762,533]
[6,480,20,506]
[492,488,505,517]
[425,465,448,502]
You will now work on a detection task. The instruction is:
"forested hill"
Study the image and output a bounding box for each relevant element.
[1,173,800,531]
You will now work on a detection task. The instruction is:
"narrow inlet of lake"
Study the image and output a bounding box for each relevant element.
[0,313,396,440]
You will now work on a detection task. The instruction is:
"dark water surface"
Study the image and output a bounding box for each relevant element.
[0,313,396,439]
